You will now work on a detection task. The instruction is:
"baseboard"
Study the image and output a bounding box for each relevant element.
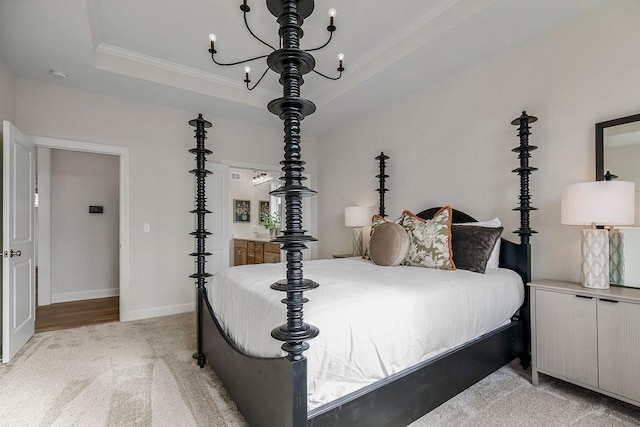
[51,288,119,303]
[120,303,195,322]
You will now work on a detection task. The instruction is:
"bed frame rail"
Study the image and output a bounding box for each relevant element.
[200,291,307,426]
[308,321,523,426]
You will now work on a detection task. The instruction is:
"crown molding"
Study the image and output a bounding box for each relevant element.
[95,43,276,108]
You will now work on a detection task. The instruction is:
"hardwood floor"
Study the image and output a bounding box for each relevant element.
[35,297,119,333]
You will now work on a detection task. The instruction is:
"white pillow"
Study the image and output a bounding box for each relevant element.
[458,217,501,269]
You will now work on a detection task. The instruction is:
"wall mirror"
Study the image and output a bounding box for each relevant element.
[596,113,640,185]
[595,112,640,288]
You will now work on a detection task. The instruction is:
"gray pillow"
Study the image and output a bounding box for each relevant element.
[451,225,504,273]
[369,222,410,266]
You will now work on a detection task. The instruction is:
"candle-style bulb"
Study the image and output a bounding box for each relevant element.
[337,53,344,62]
[209,33,216,52]
[327,8,337,30]
[244,66,251,74]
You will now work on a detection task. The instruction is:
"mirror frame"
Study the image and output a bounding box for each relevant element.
[595,112,640,181]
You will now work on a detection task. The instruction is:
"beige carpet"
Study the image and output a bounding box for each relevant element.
[0,313,638,426]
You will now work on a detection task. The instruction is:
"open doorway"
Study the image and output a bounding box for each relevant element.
[225,160,314,265]
[33,136,130,329]
[35,148,119,332]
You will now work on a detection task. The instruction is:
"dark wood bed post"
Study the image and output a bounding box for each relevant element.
[375,152,389,218]
[510,110,537,370]
[189,113,213,368]
[266,0,319,424]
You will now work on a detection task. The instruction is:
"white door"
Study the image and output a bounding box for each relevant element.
[2,121,36,363]
[205,162,229,272]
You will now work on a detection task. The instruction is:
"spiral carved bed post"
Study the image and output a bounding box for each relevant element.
[375,152,389,218]
[511,110,537,370]
[189,113,213,369]
[266,0,319,374]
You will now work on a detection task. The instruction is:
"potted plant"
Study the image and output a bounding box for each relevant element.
[259,213,281,238]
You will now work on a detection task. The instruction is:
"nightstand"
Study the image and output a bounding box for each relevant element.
[529,279,640,407]
[332,254,356,259]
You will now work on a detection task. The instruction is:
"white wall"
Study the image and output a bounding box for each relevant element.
[50,149,119,302]
[0,54,16,123]
[316,0,640,284]
[15,78,319,320]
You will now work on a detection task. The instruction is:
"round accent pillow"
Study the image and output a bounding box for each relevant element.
[369,222,410,266]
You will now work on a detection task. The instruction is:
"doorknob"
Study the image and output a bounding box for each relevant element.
[3,250,21,258]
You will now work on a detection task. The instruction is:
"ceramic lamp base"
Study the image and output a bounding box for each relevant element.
[609,229,625,285]
[352,227,363,256]
[581,228,610,289]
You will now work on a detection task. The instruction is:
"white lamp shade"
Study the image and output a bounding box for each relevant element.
[561,181,635,226]
[345,206,371,227]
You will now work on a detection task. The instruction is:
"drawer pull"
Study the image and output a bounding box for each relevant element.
[600,298,618,304]
[575,295,593,300]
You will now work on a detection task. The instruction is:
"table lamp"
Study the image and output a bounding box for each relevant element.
[345,206,371,256]
[561,181,635,289]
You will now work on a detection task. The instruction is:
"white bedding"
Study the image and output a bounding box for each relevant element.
[207,257,524,410]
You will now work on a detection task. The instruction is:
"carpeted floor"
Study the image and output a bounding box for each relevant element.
[0,313,638,426]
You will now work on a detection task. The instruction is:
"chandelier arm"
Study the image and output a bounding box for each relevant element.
[304,31,333,53]
[244,11,277,51]
[210,51,270,67]
[311,69,343,81]
[246,67,270,91]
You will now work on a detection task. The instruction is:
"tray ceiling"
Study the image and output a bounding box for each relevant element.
[0,0,608,134]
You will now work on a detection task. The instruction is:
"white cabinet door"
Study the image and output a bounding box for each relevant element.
[535,289,598,388]
[598,299,640,403]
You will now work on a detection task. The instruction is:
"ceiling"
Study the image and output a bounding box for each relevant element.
[0,0,609,135]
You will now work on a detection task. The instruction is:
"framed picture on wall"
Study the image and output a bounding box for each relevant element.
[233,199,251,223]
[259,200,270,219]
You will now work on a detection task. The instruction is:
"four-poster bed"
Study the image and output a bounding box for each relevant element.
[191,1,536,425]
[189,105,537,425]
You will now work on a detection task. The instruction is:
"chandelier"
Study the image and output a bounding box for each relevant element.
[206,0,344,362]
[208,0,344,90]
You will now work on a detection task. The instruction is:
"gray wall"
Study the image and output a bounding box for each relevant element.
[14,79,319,320]
[50,149,119,301]
[0,53,15,123]
[315,0,640,284]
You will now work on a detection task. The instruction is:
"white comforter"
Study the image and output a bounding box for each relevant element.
[207,257,524,410]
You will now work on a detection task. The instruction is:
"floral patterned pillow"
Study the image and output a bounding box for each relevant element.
[400,207,455,270]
